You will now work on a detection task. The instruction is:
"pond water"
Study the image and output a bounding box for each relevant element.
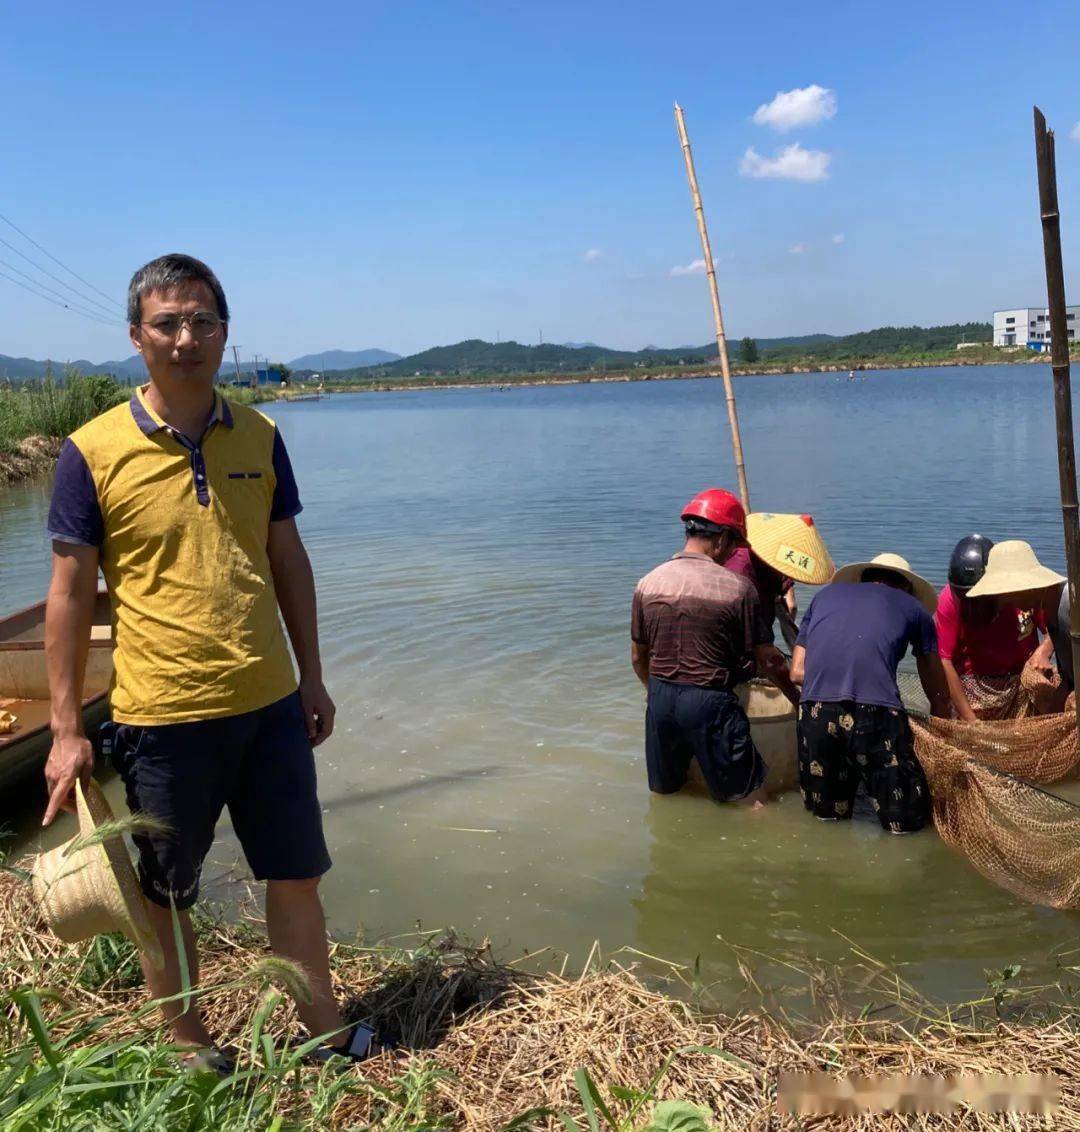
[5,364,1079,1005]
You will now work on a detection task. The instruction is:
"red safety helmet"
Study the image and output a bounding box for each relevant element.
[681,488,747,538]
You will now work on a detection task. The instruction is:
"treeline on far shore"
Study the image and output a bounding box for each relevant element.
[307,340,1070,394]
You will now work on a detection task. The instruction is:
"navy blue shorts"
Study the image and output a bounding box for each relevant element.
[645,677,766,802]
[101,691,332,910]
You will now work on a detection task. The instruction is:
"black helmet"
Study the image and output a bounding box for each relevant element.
[948,534,994,592]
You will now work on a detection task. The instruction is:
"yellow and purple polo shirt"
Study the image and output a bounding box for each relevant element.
[47,386,300,725]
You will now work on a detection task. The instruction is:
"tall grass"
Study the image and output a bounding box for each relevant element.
[0,373,128,455]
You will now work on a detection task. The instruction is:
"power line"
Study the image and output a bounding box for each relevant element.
[0,267,124,328]
[0,254,125,326]
[0,233,123,320]
[0,212,125,314]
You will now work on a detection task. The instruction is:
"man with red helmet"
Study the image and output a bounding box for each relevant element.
[629,488,780,803]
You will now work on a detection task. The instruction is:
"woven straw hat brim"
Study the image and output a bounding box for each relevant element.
[745,513,835,585]
[832,557,938,614]
[966,569,1065,598]
[965,541,1066,599]
[32,780,164,970]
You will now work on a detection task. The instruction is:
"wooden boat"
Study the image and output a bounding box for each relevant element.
[0,592,113,791]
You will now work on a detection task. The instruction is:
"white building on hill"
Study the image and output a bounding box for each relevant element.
[994,306,1079,349]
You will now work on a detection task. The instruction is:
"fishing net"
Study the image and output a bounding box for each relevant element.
[905,658,1080,908]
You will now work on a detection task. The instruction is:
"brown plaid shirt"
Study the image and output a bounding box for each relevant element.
[631,552,767,689]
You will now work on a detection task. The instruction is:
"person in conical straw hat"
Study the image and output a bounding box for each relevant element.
[935,537,1064,721]
[32,778,164,970]
[727,512,834,650]
[789,552,951,834]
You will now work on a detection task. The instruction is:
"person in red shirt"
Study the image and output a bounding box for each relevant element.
[935,535,1055,720]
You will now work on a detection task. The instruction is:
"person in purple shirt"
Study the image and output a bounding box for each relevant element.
[789,553,950,833]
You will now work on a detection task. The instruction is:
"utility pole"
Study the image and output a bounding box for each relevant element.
[231,344,243,386]
[251,353,259,389]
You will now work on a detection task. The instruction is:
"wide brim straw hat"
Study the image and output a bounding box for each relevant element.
[966,540,1066,599]
[32,779,164,970]
[832,552,938,614]
[746,512,835,585]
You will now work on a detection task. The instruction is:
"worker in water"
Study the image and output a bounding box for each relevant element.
[727,512,836,648]
[789,553,951,833]
[1049,586,1075,693]
[934,535,1056,719]
[630,488,785,804]
[956,539,1066,717]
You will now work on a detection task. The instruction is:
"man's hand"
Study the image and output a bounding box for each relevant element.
[299,677,336,746]
[43,733,94,826]
[755,644,800,707]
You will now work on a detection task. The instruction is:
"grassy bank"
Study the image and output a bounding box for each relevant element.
[0,375,127,484]
[0,376,280,486]
[0,867,1077,1129]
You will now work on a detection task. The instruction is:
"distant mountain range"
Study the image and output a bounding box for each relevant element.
[0,324,992,382]
[304,325,991,380]
[286,348,400,370]
[0,354,147,380]
[0,348,401,381]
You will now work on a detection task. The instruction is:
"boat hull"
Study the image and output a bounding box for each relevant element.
[0,593,113,793]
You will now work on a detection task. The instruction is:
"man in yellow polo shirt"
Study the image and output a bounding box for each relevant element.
[43,254,381,1066]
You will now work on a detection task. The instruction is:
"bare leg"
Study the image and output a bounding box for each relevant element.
[265,877,347,1045]
[142,901,214,1048]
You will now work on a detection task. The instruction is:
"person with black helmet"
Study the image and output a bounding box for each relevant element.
[935,534,1054,720]
[630,488,779,803]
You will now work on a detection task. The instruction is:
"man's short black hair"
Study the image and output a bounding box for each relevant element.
[127,253,229,326]
[862,566,912,594]
[684,519,739,541]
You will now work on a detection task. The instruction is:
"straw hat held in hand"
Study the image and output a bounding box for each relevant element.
[32,779,164,970]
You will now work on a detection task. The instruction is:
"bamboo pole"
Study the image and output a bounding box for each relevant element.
[674,103,750,512]
[1033,106,1080,738]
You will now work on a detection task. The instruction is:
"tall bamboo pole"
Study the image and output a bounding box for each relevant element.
[1033,106,1080,738]
[674,103,750,511]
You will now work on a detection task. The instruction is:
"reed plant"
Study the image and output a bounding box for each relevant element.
[0,372,127,455]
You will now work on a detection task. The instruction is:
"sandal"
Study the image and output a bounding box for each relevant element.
[308,1022,394,1064]
[182,1046,236,1078]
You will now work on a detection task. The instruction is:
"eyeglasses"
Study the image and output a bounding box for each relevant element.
[140,311,224,340]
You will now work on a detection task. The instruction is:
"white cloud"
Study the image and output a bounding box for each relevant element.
[832,232,845,244]
[789,243,808,255]
[752,84,837,132]
[1071,122,1080,142]
[669,258,709,277]
[739,143,831,182]
[583,248,603,263]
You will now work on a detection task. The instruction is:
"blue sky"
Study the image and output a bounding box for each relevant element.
[3,0,1079,363]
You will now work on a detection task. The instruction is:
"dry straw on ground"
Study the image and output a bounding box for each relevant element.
[2,866,1079,1129]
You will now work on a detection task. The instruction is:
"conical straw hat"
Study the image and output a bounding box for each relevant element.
[832,552,938,614]
[32,779,164,970]
[745,512,835,585]
[966,540,1066,599]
